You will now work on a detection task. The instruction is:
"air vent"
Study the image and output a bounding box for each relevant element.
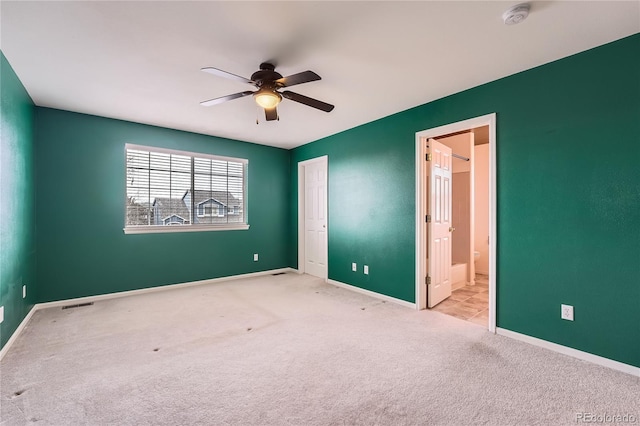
[62,302,94,310]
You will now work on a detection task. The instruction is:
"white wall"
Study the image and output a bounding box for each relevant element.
[474,143,489,274]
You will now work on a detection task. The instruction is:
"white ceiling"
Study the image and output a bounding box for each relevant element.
[1,1,638,149]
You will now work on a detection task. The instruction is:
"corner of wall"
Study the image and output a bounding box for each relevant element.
[0,51,37,351]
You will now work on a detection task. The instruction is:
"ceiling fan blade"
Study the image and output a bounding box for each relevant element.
[265,107,278,121]
[281,91,334,112]
[201,67,254,85]
[275,71,321,87]
[200,91,254,107]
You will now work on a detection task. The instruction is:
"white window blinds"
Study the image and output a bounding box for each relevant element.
[125,144,248,233]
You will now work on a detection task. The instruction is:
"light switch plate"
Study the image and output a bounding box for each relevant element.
[0,306,4,324]
[253,253,258,262]
[364,265,369,275]
[352,263,357,272]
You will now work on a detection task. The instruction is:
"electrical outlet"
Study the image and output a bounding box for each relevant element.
[561,304,574,321]
[0,306,4,324]
[23,285,26,299]
[352,263,357,272]
[253,253,259,262]
[364,265,369,275]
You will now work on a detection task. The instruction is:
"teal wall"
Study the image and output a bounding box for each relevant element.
[291,34,640,367]
[34,108,290,302]
[0,52,36,348]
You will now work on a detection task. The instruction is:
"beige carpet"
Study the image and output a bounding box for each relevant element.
[1,272,638,425]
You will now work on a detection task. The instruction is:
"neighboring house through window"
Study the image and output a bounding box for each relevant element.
[194,193,241,219]
[163,214,187,225]
[125,144,248,234]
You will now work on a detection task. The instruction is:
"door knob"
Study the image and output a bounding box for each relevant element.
[449,227,455,232]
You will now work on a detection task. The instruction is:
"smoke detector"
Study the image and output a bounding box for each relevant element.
[502,3,530,25]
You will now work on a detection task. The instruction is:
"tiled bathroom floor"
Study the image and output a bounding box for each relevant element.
[431,274,489,327]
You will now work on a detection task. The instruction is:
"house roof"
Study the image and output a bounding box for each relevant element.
[191,190,241,208]
[152,197,190,222]
[2,2,637,149]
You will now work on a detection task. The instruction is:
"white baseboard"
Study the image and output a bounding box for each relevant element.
[327,279,416,309]
[0,268,295,361]
[37,268,295,309]
[0,305,38,362]
[496,327,640,377]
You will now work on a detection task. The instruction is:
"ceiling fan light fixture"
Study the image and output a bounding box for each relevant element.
[254,90,282,109]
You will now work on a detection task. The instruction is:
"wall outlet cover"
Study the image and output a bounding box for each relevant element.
[561,304,574,321]
[253,253,259,262]
[352,263,357,272]
[364,265,369,275]
[0,306,4,324]
[23,285,26,299]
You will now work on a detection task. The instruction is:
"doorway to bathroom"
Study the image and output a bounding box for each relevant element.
[415,114,496,332]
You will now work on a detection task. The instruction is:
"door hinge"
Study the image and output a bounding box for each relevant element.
[425,276,431,285]
[425,214,431,223]
[426,153,432,161]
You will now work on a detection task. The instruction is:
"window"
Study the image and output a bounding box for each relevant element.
[196,200,226,218]
[125,144,248,234]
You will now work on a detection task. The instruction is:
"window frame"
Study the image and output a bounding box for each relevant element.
[124,143,249,234]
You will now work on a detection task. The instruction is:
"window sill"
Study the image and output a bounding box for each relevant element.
[124,224,250,234]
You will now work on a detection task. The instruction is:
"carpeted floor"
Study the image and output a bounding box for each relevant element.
[1,272,638,425]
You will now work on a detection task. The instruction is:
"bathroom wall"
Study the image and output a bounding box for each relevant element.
[474,143,490,274]
[452,172,471,268]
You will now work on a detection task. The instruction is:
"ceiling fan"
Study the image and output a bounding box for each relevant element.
[200,62,334,121]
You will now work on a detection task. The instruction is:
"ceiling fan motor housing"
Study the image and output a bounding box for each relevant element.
[251,63,283,88]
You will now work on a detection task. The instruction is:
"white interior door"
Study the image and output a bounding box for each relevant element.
[427,139,453,308]
[304,159,327,278]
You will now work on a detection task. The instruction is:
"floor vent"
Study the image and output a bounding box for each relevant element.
[271,272,286,276]
[62,302,94,310]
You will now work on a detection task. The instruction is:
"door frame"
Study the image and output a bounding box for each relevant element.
[298,155,329,280]
[415,113,497,332]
